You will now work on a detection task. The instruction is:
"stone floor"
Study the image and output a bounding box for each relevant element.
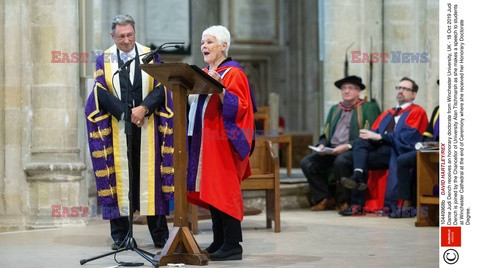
[0,209,438,268]
[0,168,439,267]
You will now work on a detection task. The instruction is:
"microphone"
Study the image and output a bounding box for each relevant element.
[112,42,185,76]
[142,41,185,64]
[113,55,143,76]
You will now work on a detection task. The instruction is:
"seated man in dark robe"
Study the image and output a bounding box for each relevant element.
[340,77,428,216]
[389,103,439,218]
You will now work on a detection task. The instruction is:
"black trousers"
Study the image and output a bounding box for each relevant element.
[110,215,169,244]
[209,205,242,245]
[301,153,335,204]
[352,139,392,182]
[350,138,392,206]
[97,88,169,244]
[331,151,355,204]
[396,150,417,202]
[301,151,353,205]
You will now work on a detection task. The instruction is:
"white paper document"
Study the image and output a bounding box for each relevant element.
[308,145,334,153]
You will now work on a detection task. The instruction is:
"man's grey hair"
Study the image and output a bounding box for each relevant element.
[111,14,135,34]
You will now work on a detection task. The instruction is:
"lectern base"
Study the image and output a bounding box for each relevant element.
[156,253,208,266]
[154,226,208,266]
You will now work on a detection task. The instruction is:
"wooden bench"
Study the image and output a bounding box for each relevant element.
[188,138,281,233]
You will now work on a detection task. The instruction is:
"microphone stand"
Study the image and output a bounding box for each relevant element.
[80,55,158,267]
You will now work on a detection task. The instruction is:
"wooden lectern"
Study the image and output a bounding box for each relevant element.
[140,63,223,266]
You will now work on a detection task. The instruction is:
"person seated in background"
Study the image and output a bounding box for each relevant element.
[389,96,439,218]
[340,77,428,216]
[301,75,380,211]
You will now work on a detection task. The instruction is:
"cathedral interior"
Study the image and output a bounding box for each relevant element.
[1,0,438,243]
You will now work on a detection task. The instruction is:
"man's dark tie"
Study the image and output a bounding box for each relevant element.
[386,107,402,133]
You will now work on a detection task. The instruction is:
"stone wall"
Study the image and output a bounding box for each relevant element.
[0,0,5,225]
[322,0,439,129]
[1,0,86,231]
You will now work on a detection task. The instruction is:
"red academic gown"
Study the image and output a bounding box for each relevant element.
[187,61,255,221]
[368,104,428,209]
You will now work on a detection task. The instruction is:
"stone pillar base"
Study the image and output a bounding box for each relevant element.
[25,156,87,229]
[0,215,27,232]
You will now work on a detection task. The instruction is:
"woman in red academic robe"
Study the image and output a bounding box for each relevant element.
[186,25,256,261]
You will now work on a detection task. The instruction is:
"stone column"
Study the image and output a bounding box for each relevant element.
[1,0,30,231]
[383,0,427,109]
[383,0,438,113]
[1,0,86,230]
[0,0,5,226]
[323,0,383,117]
[285,0,320,132]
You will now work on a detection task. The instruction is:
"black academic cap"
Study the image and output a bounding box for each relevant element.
[334,75,366,90]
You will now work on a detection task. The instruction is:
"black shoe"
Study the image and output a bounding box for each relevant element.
[154,242,165,248]
[205,241,223,254]
[210,244,243,261]
[338,206,364,217]
[340,176,367,191]
[111,240,125,250]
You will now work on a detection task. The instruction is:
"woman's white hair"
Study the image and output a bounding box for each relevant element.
[202,25,231,57]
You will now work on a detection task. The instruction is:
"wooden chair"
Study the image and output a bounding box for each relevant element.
[254,106,270,133]
[254,106,292,177]
[187,138,281,233]
[242,138,281,232]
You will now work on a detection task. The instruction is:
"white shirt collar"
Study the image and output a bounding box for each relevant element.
[119,47,136,62]
[396,102,412,110]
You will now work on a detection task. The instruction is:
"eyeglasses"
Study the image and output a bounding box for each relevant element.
[114,33,135,41]
[395,86,413,92]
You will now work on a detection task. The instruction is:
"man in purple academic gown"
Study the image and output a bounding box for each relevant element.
[85,14,174,250]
